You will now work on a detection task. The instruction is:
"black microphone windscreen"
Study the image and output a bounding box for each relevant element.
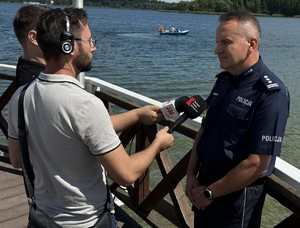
[174,96,189,113]
[167,95,207,134]
[185,95,207,119]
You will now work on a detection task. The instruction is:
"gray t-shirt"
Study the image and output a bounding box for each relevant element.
[8,73,121,227]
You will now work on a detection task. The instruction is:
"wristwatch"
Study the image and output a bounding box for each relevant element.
[203,187,214,200]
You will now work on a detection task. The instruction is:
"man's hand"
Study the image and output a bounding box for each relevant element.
[154,126,174,151]
[185,175,200,202]
[137,105,164,125]
[190,185,213,210]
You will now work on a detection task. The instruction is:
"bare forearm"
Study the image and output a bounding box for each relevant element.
[103,139,164,186]
[110,109,139,133]
[8,138,22,169]
[209,154,271,198]
[124,140,163,180]
[100,126,173,186]
[110,105,161,133]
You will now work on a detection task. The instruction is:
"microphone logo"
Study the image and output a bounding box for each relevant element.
[186,97,201,113]
[160,99,180,119]
[167,95,207,133]
[186,97,196,106]
[165,106,175,117]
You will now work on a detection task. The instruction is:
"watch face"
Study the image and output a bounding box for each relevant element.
[204,189,210,199]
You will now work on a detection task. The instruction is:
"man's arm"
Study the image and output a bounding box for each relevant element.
[209,153,271,197]
[8,137,22,169]
[110,105,163,133]
[185,127,204,200]
[97,126,173,186]
[190,153,271,209]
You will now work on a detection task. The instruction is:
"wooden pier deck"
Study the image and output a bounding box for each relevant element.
[0,158,27,228]
[0,157,144,228]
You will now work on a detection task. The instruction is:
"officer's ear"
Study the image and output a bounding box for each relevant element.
[248,38,258,51]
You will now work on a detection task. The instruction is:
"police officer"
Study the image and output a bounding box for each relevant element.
[185,11,290,228]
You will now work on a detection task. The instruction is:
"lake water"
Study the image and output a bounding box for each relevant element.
[1,2,299,169]
[0,3,299,227]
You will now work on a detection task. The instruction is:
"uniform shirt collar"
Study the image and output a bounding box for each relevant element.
[230,56,263,86]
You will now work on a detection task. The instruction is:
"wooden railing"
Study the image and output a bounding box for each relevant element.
[0,65,16,155]
[1,64,300,227]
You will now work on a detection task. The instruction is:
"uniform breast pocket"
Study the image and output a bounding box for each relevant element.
[225,104,251,143]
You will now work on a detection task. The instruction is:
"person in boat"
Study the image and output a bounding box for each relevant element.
[158,25,164,32]
[8,7,174,227]
[185,11,290,228]
[13,5,50,89]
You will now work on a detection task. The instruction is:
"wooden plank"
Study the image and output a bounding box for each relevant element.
[155,150,192,227]
[0,177,24,191]
[119,124,138,148]
[95,91,197,139]
[95,91,139,111]
[0,81,15,109]
[0,203,28,223]
[274,214,300,228]
[0,161,28,227]
[0,192,27,211]
[0,73,15,81]
[265,175,300,216]
[112,187,170,227]
[139,150,191,214]
[134,125,150,205]
[0,114,8,139]
[0,214,28,228]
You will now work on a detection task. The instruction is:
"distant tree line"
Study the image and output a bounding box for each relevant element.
[87,0,300,16]
[176,0,300,16]
[5,0,300,17]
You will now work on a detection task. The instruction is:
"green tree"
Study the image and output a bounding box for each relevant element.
[215,0,233,12]
[281,0,299,16]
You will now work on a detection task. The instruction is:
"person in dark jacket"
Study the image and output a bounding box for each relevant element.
[13,5,50,88]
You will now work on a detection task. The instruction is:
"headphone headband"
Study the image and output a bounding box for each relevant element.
[65,15,70,34]
[60,14,74,54]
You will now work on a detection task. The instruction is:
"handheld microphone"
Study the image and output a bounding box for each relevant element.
[174,96,189,113]
[160,97,187,120]
[167,95,207,133]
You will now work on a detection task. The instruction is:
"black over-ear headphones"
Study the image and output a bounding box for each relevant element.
[60,14,74,54]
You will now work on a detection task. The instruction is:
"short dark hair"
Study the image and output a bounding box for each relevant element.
[219,11,261,40]
[13,5,50,46]
[36,7,88,60]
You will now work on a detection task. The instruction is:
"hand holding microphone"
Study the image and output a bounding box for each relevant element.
[167,95,207,133]
[159,98,180,120]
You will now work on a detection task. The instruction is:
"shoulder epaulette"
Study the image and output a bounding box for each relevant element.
[259,74,281,92]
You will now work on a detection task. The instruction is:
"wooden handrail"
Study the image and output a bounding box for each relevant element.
[0,67,299,227]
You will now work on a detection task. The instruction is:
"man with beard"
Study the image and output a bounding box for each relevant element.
[8,7,174,227]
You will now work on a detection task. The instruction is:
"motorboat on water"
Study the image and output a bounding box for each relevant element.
[158,26,189,35]
[159,29,189,35]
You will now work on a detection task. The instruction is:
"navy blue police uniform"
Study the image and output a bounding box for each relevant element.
[194,57,290,228]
